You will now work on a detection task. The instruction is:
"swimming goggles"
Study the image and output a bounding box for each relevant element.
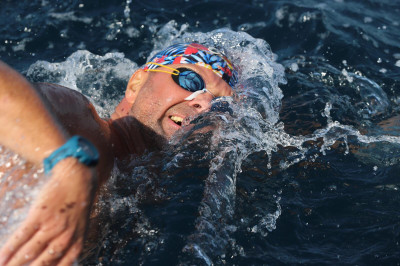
[145,62,215,101]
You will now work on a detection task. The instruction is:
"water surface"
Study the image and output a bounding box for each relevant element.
[1,0,399,265]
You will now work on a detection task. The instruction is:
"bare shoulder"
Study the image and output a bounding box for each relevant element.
[34,82,95,115]
[34,82,114,180]
[34,82,108,135]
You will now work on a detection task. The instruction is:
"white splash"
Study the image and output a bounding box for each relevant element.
[26,50,138,117]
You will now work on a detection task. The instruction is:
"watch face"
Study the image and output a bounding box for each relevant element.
[78,138,97,157]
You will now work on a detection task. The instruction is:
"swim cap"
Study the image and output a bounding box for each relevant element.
[143,43,238,88]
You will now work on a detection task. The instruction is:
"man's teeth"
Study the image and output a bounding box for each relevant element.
[170,115,183,125]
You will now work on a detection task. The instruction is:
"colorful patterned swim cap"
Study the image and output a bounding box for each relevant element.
[143,43,238,88]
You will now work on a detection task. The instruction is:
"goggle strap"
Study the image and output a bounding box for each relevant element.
[145,62,180,75]
[144,62,216,101]
[205,88,216,98]
[184,88,215,101]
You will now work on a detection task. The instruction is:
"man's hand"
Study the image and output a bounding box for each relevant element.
[0,158,97,266]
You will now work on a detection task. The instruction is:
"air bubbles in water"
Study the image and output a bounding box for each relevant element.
[124,0,132,20]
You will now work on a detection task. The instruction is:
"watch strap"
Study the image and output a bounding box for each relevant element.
[43,136,99,174]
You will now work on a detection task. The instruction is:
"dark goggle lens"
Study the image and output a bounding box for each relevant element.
[172,67,205,92]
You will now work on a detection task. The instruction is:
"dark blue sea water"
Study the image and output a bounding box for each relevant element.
[1,0,400,265]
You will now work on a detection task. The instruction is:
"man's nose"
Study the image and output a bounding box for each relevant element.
[186,93,212,113]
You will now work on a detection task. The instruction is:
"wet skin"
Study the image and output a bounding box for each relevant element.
[0,60,232,265]
[112,64,233,141]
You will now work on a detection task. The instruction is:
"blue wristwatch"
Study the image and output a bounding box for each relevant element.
[43,136,99,174]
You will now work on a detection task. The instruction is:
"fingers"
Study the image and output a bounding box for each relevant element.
[56,241,83,266]
[0,220,39,265]
[5,226,73,266]
[1,224,84,266]
[30,236,83,266]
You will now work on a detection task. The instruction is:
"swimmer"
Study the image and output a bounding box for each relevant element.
[0,43,238,265]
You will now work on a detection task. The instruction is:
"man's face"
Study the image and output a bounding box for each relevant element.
[129,64,233,139]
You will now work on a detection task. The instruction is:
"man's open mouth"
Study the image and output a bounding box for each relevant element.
[170,115,183,126]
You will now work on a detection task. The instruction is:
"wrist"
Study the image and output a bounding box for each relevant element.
[51,157,98,187]
[43,136,99,174]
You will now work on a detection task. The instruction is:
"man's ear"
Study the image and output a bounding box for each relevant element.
[125,69,148,104]
[111,69,148,120]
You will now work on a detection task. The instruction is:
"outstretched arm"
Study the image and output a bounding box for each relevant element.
[0,61,68,162]
[0,61,97,265]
